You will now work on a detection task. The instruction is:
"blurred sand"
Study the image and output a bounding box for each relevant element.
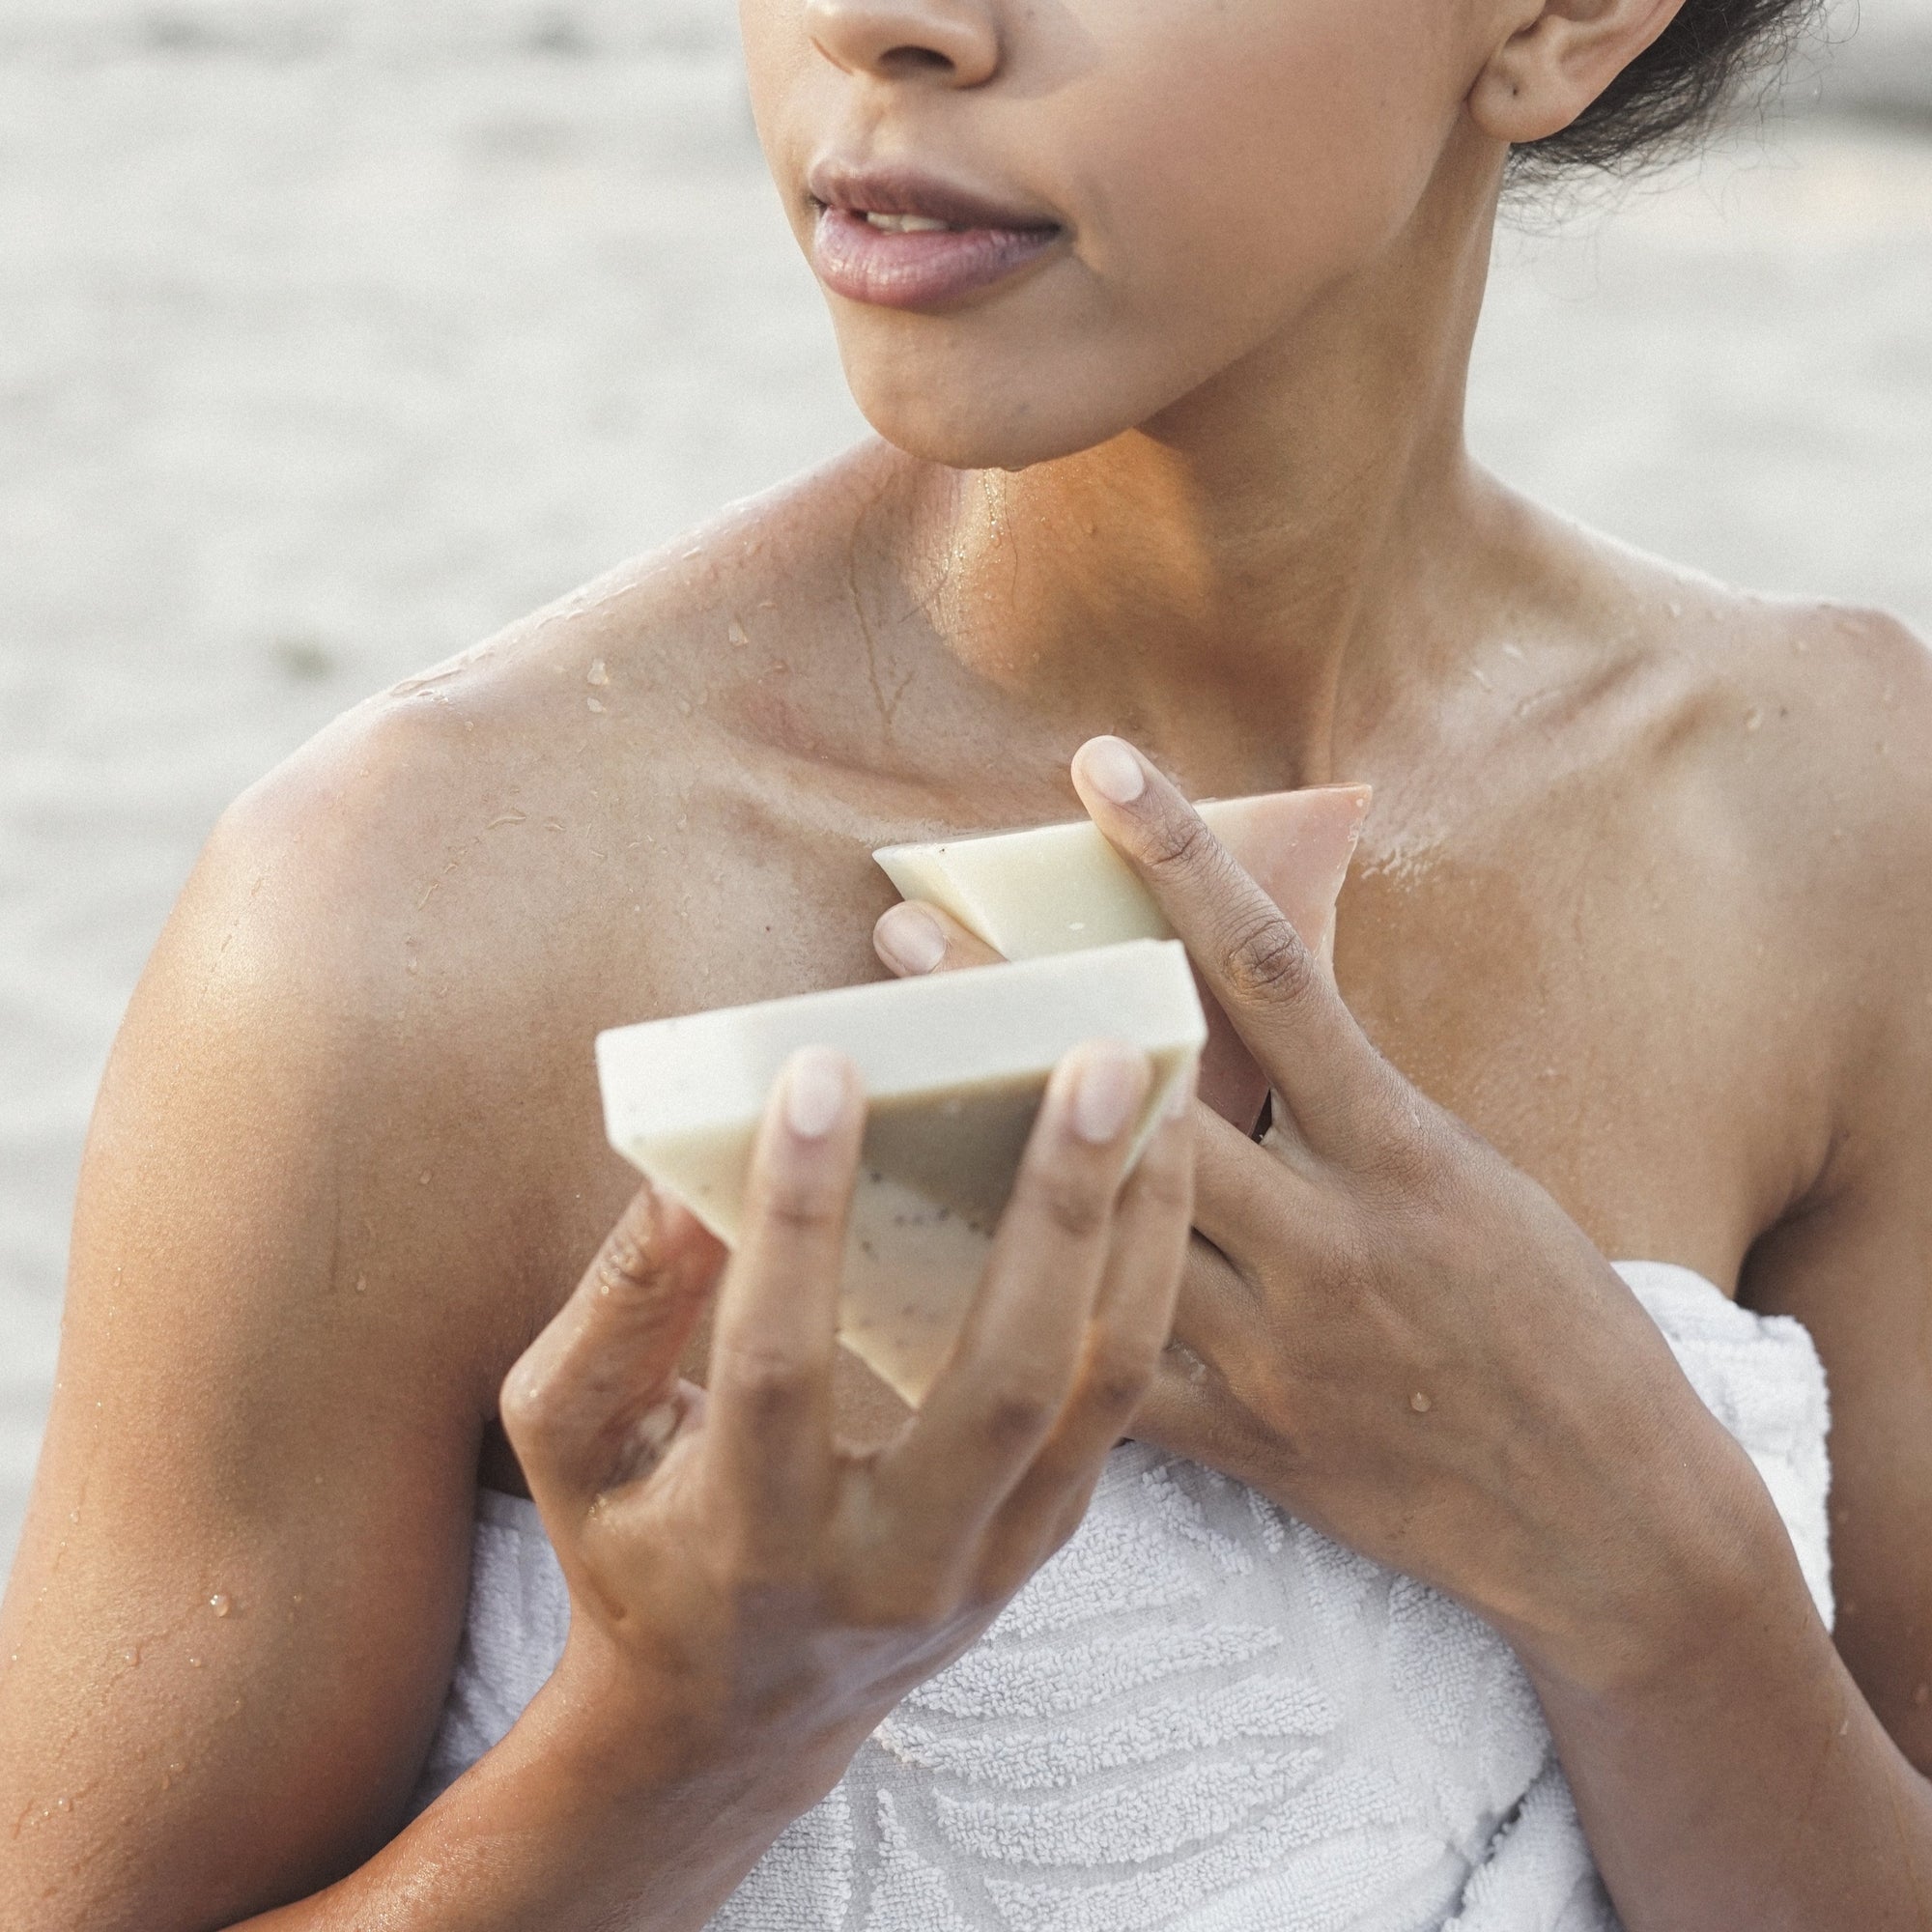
[3,8,1930,1577]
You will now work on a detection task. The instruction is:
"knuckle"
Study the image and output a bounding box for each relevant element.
[497,1362,561,1451]
[1085,1349,1155,1419]
[748,1171,843,1241]
[1017,1164,1111,1242]
[594,1225,659,1295]
[1144,807,1221,875]
[981,1378,1062,1449]
[713,1343,813,1421]
[1224,913,1317,1005]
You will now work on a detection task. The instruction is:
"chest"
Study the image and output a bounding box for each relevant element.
[473,750,1811,1489]
[610,771,1792,1252]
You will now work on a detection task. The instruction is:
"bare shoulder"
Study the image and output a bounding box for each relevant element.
[1668,587,1932,1004]
[156,446,898,1306]
[1512,500,1932,1015]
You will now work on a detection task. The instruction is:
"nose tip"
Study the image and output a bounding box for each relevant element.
[805,0,1001,87]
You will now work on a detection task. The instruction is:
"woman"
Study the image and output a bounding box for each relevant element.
[3,0,1929,1922]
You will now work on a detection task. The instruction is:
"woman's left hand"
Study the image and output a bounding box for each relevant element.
[873,734,1773,1690]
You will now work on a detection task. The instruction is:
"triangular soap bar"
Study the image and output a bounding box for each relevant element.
[873,784,1369,1128]
[598,939,1206,1406]
[873,784,1370,961]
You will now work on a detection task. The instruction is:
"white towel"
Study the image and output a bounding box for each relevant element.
[412,1261,1831,1931]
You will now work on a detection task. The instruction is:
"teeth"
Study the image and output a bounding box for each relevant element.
[863,212,956,233]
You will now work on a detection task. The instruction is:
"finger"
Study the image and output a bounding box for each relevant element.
[703,1046,864,1531]
[1124,1344,1279,1477]
[977,1089,1197,1584]
[883,1038,1153,1539]
[500,1183,726,1518]
[1186,1099,1323,1278]
[1069,735,1388,1149]
[874,900,1008,978]
[1166,1229,1264,1371]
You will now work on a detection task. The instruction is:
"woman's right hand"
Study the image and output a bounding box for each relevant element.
[500,1036,1196,1803]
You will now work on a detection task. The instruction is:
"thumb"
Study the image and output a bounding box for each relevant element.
[499,1184,726,1518]
[874,899,1009,977]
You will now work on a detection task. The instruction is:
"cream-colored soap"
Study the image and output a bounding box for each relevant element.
[874,783,1371,1128]
[872,783,1371,963]
[597,939,1207,1406]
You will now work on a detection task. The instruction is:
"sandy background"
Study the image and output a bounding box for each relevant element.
[3,3,1930,1578]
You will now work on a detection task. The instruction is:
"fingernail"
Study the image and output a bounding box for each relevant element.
[1070,1045,1147,1144]
[781,1046,848,1139]
[876,903,946,975]
[1078,736,1146,806]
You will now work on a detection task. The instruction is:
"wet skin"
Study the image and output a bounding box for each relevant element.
[5,0,1932,1923]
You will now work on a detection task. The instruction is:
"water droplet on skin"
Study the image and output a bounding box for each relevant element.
[1745,708,1764,732]
[121,1648,138,1666]
[419,1172,431,1186]
[188,1656,203,1667]
[355,1275,367,1294]
[1666,602,1683,620]
[210,1594,232,1618]
[586,696,606,714]
[677,697,693,715]
[586,658,610,687]
[55,1796,70,1813]
[1409,1391,1433,1413]
[727,618,750,647]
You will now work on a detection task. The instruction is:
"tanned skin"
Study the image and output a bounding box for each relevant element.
[3,0,1931,1922]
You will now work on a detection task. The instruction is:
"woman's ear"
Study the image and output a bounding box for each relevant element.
[1469,0,1687,145]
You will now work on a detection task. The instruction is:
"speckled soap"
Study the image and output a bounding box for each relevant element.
[597,939,1206,1406]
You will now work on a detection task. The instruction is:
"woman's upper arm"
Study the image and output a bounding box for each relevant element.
[0,757,511,1930]
[1743,622,1932,1773]
[1746,1114,1932,1773]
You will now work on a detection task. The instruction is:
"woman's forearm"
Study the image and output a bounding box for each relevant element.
[248,1651,847,1932]
[1521,1490,1932,1931]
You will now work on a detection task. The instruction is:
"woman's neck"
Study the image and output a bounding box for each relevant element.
[899,139,1510,795]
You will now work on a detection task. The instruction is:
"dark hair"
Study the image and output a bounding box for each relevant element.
[1510,0,1826,180]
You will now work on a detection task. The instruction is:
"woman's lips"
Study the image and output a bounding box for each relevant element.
[811,206,1062,311]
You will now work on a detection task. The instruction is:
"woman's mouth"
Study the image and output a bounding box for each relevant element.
[807,167,1063,311]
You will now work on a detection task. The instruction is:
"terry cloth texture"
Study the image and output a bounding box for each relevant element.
[410,1261,1832,1930]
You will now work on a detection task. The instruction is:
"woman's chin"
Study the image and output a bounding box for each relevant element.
[843,377,1126,474]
